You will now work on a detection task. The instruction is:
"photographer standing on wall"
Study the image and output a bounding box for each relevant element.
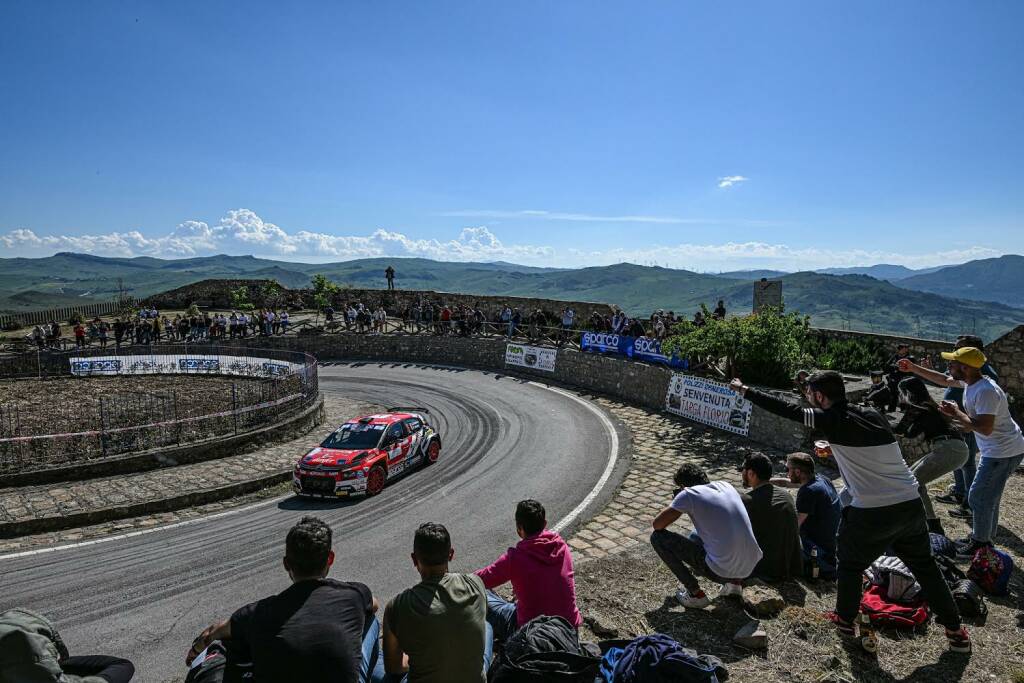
[729,371,970,656]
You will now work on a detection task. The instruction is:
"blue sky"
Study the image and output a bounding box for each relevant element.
[1,1,1022,271]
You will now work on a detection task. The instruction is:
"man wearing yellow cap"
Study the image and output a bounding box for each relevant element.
[900,348,1024,557]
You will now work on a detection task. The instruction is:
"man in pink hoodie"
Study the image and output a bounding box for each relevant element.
[475,499,582,642]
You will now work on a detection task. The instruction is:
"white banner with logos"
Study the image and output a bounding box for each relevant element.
[505,343,557,373]
[69,354,304,378]
[665,373,752,435]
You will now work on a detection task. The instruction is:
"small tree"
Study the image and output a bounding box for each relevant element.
[311,274,340,326]
[257,281,286,309]
[229,286,254,312]
[185,303,201,317]
[663,307,811,388]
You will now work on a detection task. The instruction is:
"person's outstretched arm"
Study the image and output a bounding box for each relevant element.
[475,550,512,589]
[901,360,962,388]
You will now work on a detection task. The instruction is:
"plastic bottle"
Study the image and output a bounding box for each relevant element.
[860,613,878,654]
[810,547,820,579]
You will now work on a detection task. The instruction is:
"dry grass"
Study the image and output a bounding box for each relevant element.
[575,472,1024,682]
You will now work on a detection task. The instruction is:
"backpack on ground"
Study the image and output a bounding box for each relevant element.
[929,532,958,559]
[967,545,1014,596]
[608,633,727,683]
[859,585,929,629]
[951,579,988,619]
[488,615,601,683]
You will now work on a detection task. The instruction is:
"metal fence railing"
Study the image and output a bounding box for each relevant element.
[0,346,319,474]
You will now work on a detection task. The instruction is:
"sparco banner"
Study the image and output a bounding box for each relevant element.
[69,354,304,378]
[580,331,687,369]
[505,343,557,373]
[665,373,752,435]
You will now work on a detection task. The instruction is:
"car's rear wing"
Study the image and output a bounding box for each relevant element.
[386,406,430,414]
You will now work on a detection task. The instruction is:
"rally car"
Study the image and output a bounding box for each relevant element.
[293,408,441,498]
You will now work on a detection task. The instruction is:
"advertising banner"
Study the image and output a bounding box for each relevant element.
[70,354,304,378]
[665,373,752,435]
[505,343,557,373]
[580,331,687,369]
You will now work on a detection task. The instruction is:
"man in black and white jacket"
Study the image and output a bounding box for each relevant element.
[730,371,970,655]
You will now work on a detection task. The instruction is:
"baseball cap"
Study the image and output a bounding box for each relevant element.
[940,347,986,369]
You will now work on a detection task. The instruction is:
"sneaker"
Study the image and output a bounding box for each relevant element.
[935,487,965,506]
[675,588,710,609]
[824,611,857,638]
[718,582,744,599]
[949,506,973,519]
[956,538,991,559]
[945,626,972,654]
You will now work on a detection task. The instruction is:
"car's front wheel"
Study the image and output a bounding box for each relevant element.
[426,440,440,464]
[365,465,387,496]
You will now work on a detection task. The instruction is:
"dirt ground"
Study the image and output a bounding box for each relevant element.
[575,472,1024,683]
[0,375,268,436]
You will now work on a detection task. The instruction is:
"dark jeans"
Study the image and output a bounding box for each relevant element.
[650,529,726,594]
[63,655,135,683]
[835,498,960,629]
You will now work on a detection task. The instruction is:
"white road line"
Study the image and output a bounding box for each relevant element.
[1,365,621,559]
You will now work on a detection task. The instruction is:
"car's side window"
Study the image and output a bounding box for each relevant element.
[403,418,422,433]
[386,423,404,444]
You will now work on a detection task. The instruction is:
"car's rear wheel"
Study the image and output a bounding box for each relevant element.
[366,465,386,496]
[426,440,440,464]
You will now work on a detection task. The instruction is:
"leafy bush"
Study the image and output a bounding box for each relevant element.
[802,336,889,375]
[229,286,254,312]
[663,307,811,388]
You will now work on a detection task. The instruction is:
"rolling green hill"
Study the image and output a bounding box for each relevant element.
[0,253,1020,340]
[896,255,1024,309]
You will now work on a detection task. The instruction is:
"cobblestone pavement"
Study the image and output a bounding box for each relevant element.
[0,395,377,550]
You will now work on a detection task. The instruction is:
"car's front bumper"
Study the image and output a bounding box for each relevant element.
[293,470,367,497]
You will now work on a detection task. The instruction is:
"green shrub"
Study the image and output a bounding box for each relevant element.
[663,307,812,388]
[802,336,889,375]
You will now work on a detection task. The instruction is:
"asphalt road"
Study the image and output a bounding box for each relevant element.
[1,362,627,682]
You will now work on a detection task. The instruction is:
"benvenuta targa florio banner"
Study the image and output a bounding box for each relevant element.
[665,373,752,435]
[504,343,557,372]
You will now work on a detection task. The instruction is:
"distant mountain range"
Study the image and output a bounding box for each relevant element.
[0,252,1021,341]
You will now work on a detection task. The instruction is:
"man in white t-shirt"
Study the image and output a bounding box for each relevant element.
[650,463,762,608]
[903,347,1024,556]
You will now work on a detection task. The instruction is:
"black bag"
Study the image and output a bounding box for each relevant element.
[488,615,601,682]
[952,579,988,619]
[185,643,227,683]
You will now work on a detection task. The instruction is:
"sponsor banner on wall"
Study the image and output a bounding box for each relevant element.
[70,354,304,378]
[665,373,752,435]
[505,343,557,373]
[580,331,688,369]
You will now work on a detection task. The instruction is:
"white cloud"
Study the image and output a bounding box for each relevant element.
[718,175,748,189]
[0,208,1005,272]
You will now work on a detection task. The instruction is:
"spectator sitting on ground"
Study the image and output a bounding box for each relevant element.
[650,463,763,609]
[862,370,892,412]
[733,371,971,654]
[380,523,490,683]
[475,500,581,644]
[187,516,381,682]
[770,452,841,580]
[740,454,803,582]
[0,607,135,683]
[884,343,916,412]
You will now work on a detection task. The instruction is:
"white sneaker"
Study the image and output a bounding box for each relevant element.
[675,588,711,609]
[718,582,744,599]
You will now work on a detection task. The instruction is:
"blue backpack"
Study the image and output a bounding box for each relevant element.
[606,634,727,683]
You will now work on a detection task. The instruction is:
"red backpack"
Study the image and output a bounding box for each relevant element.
[859,584,929,629]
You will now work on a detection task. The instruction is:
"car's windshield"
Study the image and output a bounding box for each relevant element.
[321,423,385,450]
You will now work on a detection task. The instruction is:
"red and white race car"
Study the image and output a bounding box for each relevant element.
[293,408,441,498]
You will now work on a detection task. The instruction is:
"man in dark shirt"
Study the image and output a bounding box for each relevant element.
[740,454,803,582]
[186,516,380,682]
[731,371,970,655]
[771,452,841,579]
